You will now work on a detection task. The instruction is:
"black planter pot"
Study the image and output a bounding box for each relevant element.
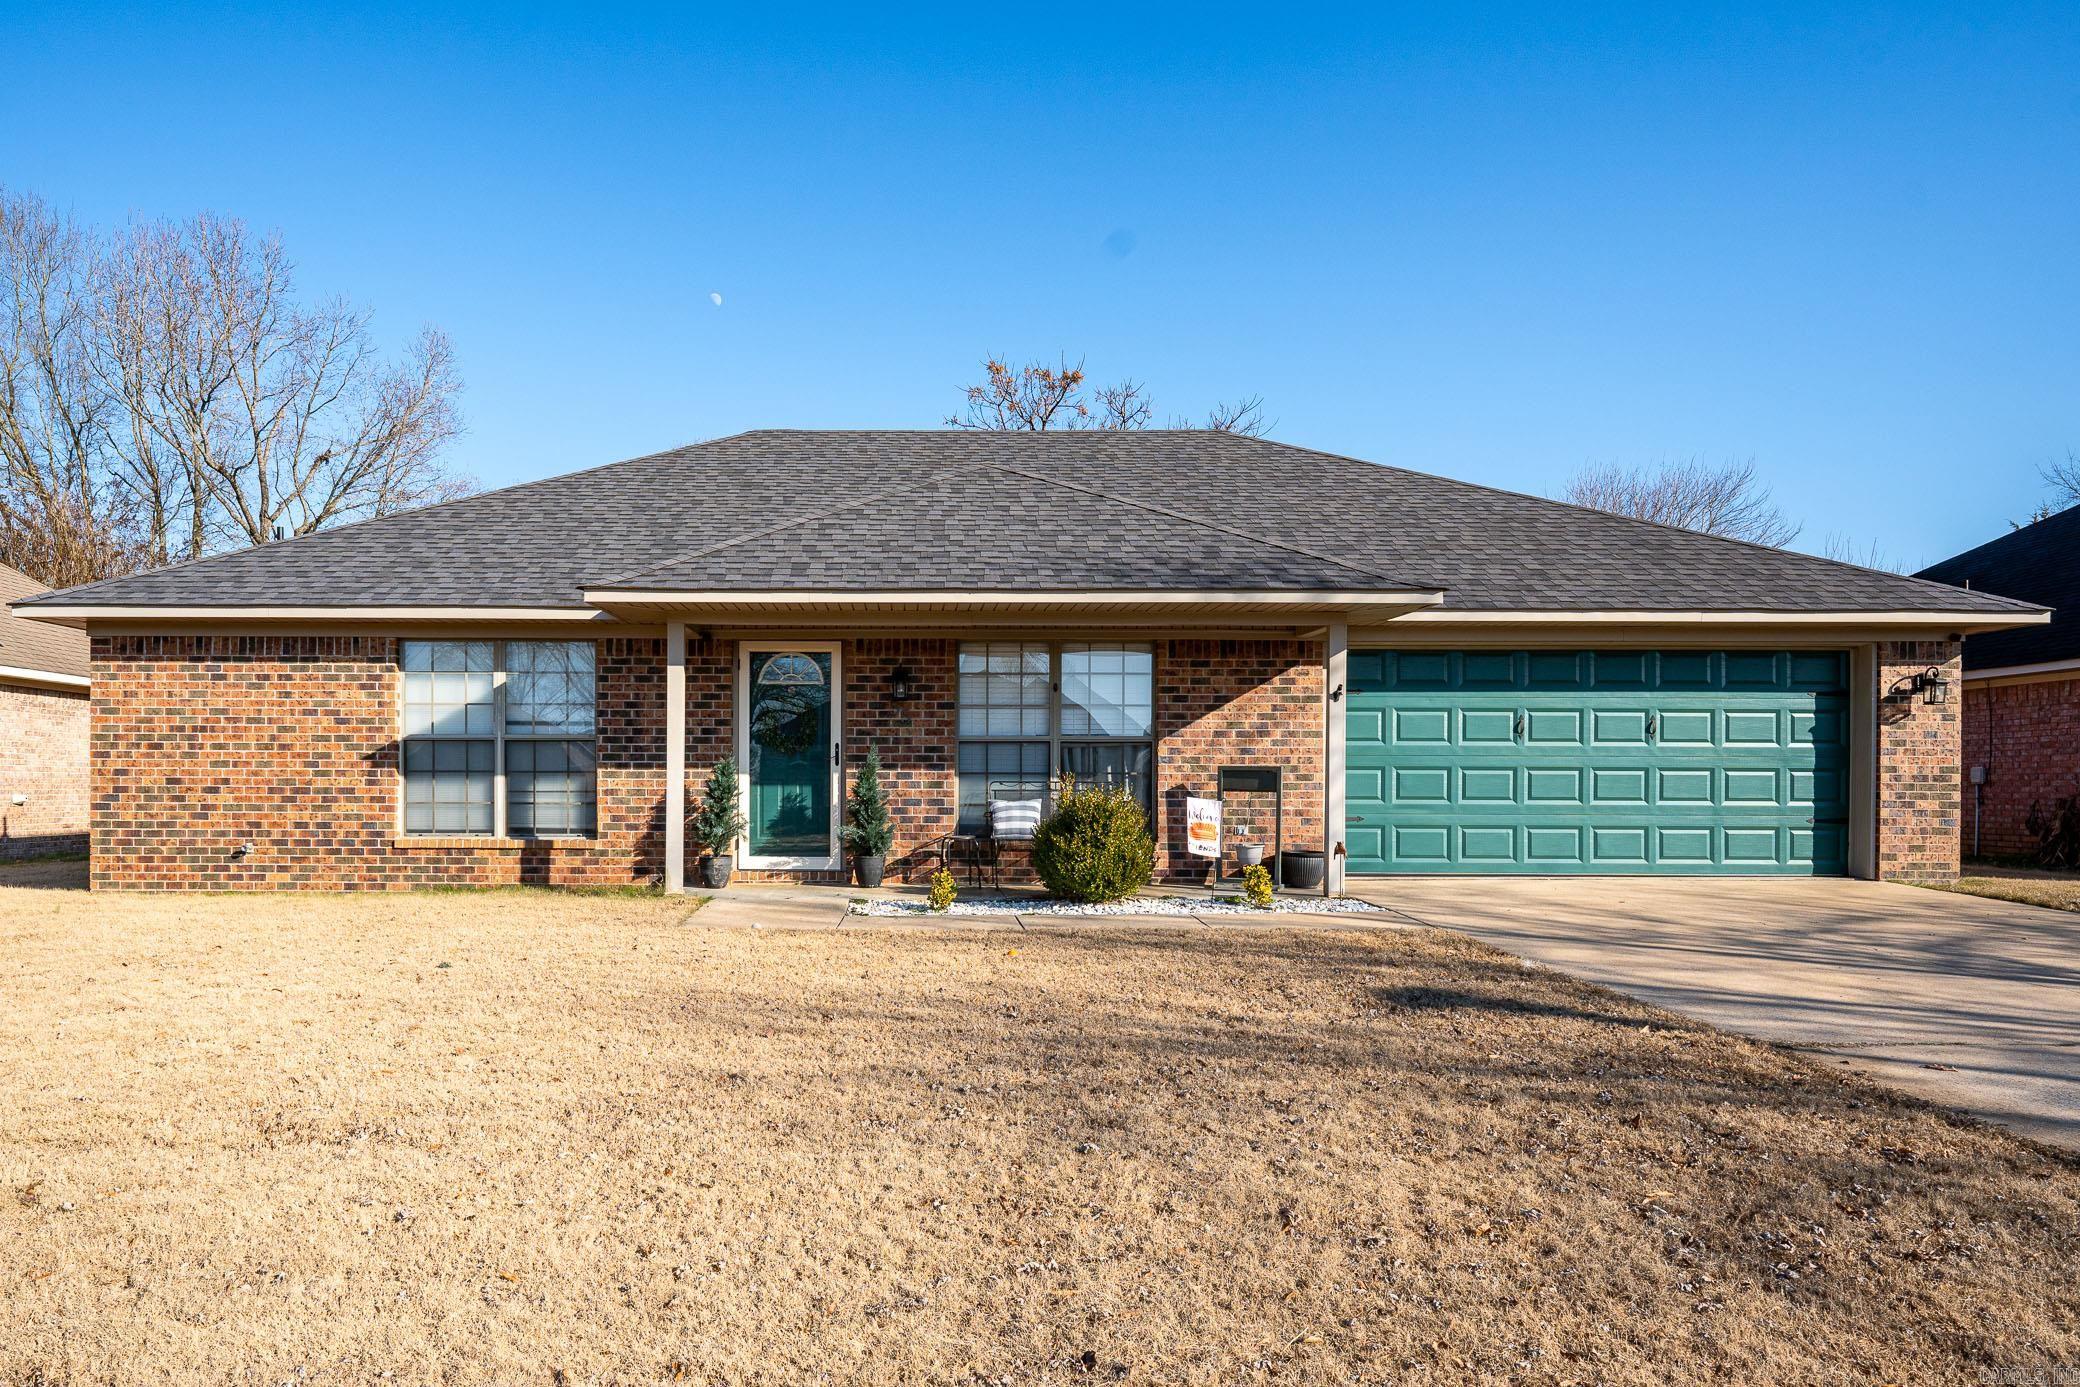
[1280,850,1326,891]
[853,853,886,888]
[700,853,735,890]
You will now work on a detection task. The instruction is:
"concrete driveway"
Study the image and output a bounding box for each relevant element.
[1350,876,2080,1150]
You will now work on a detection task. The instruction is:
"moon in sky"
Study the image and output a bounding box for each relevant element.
[709,291,723,307]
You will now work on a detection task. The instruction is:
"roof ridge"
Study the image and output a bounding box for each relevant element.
[1220,434,2049,615]
[974,459,1434,588]
[587,466,972,588]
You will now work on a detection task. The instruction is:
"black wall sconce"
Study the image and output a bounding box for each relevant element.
[1892,666,1950,705]
[888,666,916,702]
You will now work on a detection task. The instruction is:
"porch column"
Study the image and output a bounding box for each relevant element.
[1324,621,1348,897]
[665,620,687,893]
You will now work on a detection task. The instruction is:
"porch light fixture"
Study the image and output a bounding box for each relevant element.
[888,666,915,702]
[1914,666,1950,706]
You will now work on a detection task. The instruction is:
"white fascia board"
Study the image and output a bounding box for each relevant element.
[0,664,89,690]
[15,605,611,625]
[1963,657,2080,682]
[582,588,1447,608]
[1388,608,2049,627]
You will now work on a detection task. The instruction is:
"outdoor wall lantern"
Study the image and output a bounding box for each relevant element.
[1912,667,1950,706]
[888,666,916,702]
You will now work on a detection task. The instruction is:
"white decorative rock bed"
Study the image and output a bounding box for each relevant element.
[849,895,1386,919]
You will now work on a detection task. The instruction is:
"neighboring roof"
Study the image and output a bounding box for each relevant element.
[0,564,90,683]
[1917,506,2080,669]
[16,430,2044,619]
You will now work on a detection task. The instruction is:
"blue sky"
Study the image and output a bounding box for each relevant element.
[6,3,2076,568]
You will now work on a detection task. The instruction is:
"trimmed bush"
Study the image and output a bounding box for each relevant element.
[1241,863,1274,908]
[1031,780,1155,903]
[928,868,958,912]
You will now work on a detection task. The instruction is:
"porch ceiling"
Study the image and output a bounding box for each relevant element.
[581,588,1446,629]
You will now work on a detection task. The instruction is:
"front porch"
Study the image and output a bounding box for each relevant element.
[648,622,1361,897]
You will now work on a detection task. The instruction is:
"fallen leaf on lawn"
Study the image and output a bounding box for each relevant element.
[497,1272,518,1283]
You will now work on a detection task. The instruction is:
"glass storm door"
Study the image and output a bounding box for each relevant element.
[741,646,840,866]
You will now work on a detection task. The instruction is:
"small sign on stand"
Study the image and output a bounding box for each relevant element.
[1185,796,1222,860]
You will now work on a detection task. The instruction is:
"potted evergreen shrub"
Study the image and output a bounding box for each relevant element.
[691,757,747,889]
[843,745,895,887]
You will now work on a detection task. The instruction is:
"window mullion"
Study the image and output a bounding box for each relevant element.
[492,641,508,839]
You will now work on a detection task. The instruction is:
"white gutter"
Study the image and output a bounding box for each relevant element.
[1389,608,2049,627]
[1963,656,2080,682]
[583,588,1448,608]
[0,663,89,690]
[14,605,613,626]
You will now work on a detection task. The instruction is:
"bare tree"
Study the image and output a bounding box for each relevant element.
[0,192,147,585]
[1196,395,1271,437]
[2015,451,2080,527]
[1560,456,1801,547]
[949,355,1269,435]
[1815,532,1904,573]
[0,186,468,586]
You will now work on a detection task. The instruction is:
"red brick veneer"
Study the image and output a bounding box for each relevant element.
[90,634,677,890]
[1153,638,1325,883]
[1876,639,1963,883]
[1956,670,2080,863]
[0,681,89,858]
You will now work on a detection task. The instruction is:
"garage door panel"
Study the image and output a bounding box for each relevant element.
[1656,709,1715,745]
[1460,767,1517,803]
[1458,825,1517,862]
[1392,767,1450,803]
[1344,649,1850,875]
[1460,708,1516,744]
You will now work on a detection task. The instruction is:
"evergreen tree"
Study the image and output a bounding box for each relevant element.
[843,746,895,858]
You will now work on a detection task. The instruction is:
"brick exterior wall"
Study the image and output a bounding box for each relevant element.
[1876,639,1963,883]
[1956,671,2080,862]
[0,681,89,858]
[90,634,671,890]
[82,629,1969,890]
[1153,639,1325,883]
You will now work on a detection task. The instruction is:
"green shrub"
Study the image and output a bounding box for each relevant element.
[1241,863,1274,908]
[842,745,895,858]
[1031,779,1155,903]
[691,758,747,857]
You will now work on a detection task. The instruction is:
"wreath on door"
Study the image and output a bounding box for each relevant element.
[751,688,821,756]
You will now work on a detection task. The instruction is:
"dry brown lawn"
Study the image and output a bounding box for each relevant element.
[1938,870,2080,915]
[3,872,2076,1385]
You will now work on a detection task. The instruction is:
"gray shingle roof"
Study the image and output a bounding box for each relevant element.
[0,564,89,679]
[1916,506,2080,668]
[16,430,2039,616]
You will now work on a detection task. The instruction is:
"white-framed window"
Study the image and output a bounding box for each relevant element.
[956,640,1154,832]
[400,640,598,837]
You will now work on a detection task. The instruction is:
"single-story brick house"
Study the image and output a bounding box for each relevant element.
[0,562,91,859]
[17,430,2047,892]
[1917,506,2080,862]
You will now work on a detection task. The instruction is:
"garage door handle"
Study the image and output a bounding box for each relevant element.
[1513,711,1525,740]
[1647,713,1658,740]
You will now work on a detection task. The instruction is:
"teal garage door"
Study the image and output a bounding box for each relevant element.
[1345,650,1848,875]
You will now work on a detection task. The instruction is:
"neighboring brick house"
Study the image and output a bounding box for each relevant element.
[1919,508,2080,862]
[16,431,2044,892]
[0,563,91,859]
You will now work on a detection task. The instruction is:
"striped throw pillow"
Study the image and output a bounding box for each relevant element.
[989,798,1044,842]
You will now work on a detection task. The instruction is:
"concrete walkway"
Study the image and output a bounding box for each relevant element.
[1350,876,2080,1150]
